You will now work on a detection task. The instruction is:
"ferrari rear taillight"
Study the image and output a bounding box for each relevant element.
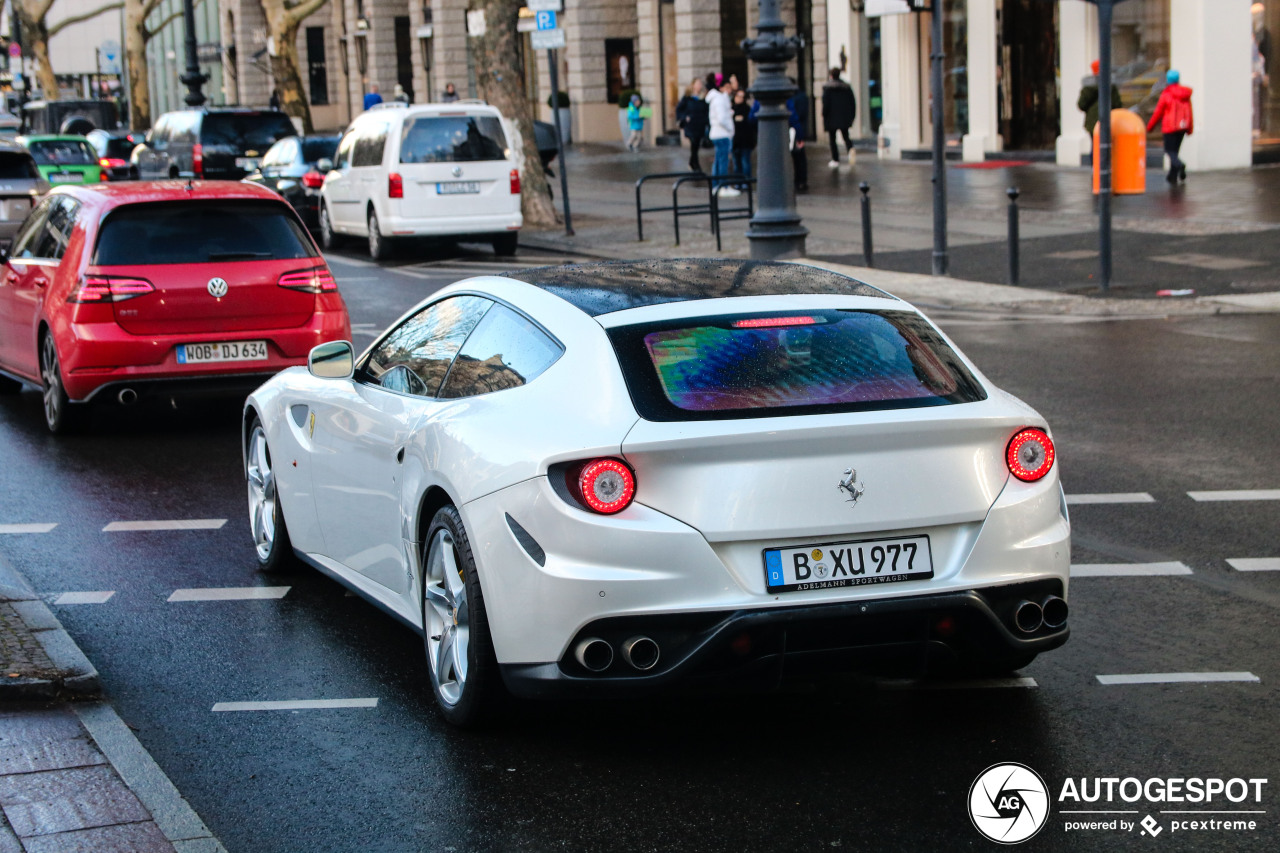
[278,267,337,293]
[1006,428,1055,482]
[302,170,325,189]
[388,172,404,198]
[68,275,155,303]
[509,169,521,195]
[574,459,636,514]
[192,143,204,178]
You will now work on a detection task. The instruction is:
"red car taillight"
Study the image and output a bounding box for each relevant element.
[192,143,204,177]
[574,459,636,514]
[509,168,521,195]
[68,275,155,303]
[301,170,325,189]
[278,266,337,293]
[1006,428,1056,482]
[388,172,403,198]
[732,316,818,329]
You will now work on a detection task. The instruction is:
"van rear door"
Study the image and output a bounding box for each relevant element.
[393,113,517,220]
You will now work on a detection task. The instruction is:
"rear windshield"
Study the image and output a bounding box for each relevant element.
[302,137,339,163]
[608,310,986,421]
[27,139,96,166]
[0,151,39,179]
[93,201,317,265]
[201,113,297,150]
[399,116,507,163]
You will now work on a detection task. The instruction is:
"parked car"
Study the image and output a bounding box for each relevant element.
[20,99,118,136]
[319,102,522,259]
[0,112,21,140]
[243,134,340,229]
[18,135,104,185]
[242,259,1070,726]
[0,181,351,433]
[86,129,143,181]
[131,108,299,181]
[0,141,48,244]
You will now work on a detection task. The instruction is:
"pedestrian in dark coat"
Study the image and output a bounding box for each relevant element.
[1078,60,1123,136]
[731,89,757,187]
[1147,69,1194,183]
[821,68,856,167]
[676,77,709,172]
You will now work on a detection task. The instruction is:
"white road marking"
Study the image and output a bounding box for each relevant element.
[0,523,57,534]
[1071,562,1193,577]
[1066,493,1156,505]
[211,698,378,712]
[52,591,116,605]
[1227,558,1280,572]
[168,587,290,602]
[1188,489,1280,502]
[1097,672,1260,685]
[103,519,227,532]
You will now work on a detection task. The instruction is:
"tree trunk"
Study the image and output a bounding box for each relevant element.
[14,5,59,101]
[466,0,558,228]
[124,0,151,128]
[267,20,311,132]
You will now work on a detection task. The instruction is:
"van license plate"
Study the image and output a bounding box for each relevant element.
[437,182,480,194]
[178,340,268,364]
[764,535,933,592]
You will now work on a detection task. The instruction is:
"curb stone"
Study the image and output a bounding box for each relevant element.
[0,552,100,699]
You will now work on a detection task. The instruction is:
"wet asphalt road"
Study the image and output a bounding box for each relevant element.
[1,247,1278,852]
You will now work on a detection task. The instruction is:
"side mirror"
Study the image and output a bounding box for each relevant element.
[308,340,354,379]
[315,158,333,173]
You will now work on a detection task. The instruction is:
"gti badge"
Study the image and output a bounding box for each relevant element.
[451,166,463,178]
[207,277,229,298]
[838,468,865,507]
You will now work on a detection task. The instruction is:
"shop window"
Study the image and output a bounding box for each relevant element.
[307,27,329,106]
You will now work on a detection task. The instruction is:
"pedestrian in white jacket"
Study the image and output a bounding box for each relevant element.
[706,75,737,194]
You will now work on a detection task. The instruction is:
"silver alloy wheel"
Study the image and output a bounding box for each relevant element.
[367,210,382,257]
[40,335,61,428]
[424,528,469,706]
[245,425,277,562]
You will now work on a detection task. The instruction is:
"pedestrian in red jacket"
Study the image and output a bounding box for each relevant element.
[1147,70,1194,184]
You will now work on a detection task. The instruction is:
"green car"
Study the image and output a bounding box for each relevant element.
[17,135,104,185]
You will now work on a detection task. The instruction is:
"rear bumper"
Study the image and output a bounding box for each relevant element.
[500,579,1069,699]
[380,208,522,238]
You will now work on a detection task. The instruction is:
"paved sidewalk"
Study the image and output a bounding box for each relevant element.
[0,556,224,852]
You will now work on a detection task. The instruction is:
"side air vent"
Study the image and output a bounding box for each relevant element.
[505,513,546,567]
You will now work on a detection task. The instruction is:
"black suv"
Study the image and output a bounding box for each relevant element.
[131,108,298,181]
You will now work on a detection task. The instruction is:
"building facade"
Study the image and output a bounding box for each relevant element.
[826,0,1270,171]
[146,0,227,117]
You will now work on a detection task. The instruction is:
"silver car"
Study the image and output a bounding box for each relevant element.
[0,140,48,244]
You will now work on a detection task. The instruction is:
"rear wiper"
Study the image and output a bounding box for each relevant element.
[207,251,273,260]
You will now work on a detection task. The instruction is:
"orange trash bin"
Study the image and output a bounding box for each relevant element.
[1093,109,1147,194]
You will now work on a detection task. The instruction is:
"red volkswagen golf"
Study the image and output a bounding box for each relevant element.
[0,181,350,432]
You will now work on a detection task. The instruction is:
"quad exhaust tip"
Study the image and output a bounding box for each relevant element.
[574,637,613,672]
[1013,600,1044,634]
[1041,595,1069,630]
[621,636,660,671]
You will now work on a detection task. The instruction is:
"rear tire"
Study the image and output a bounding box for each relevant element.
[39,333,81,434]
[246,417,296,573]
[320,204,344,250]
[491,232,518,257]
[368,209,392,260]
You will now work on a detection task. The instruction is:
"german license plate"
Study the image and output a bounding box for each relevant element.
[436,181,480,195]
[235,157,259,170]
[764,535,933,592]
[178,340,268,364]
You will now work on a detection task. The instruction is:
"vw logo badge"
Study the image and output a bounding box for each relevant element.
[207,277,229,298]
[451,166,463,178]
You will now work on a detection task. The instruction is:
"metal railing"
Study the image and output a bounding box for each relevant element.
[635,171,755,250]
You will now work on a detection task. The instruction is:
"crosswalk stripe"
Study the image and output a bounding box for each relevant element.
[0,523,57,534]
[1071,562,1193,577]
[1097,672,1260,685]
[1187,489,1280,502]
[103,519,227,532]
[1066,493,1155,505]
[52,591,115,605]
[1227,558,1280,572]
[168,587,290,602]
[212,698,378,712]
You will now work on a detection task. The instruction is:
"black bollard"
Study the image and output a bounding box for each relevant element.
[1007,186,1020,286]
[859,182,874,268]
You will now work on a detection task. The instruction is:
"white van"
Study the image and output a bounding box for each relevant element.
[319,102,523,259]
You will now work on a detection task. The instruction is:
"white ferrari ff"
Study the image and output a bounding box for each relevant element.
[243,260,1070,725]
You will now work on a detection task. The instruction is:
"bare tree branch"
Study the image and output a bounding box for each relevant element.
[142,0,203,43]
[284,0,329,27]
[48,1,124,38]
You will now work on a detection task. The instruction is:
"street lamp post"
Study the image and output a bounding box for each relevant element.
[743,0,808,260]
[180,0,207,107]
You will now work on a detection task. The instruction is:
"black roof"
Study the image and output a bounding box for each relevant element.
[503,259,889,317]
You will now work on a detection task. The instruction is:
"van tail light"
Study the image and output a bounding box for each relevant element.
[192,143,203,177]
[1006,428,1056,482]
[570,459,636,514]
[388,172,403,198]
[509,168,521,195]
[278,266,337,293]
[301,170,325,189]
[68,275,155,303]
